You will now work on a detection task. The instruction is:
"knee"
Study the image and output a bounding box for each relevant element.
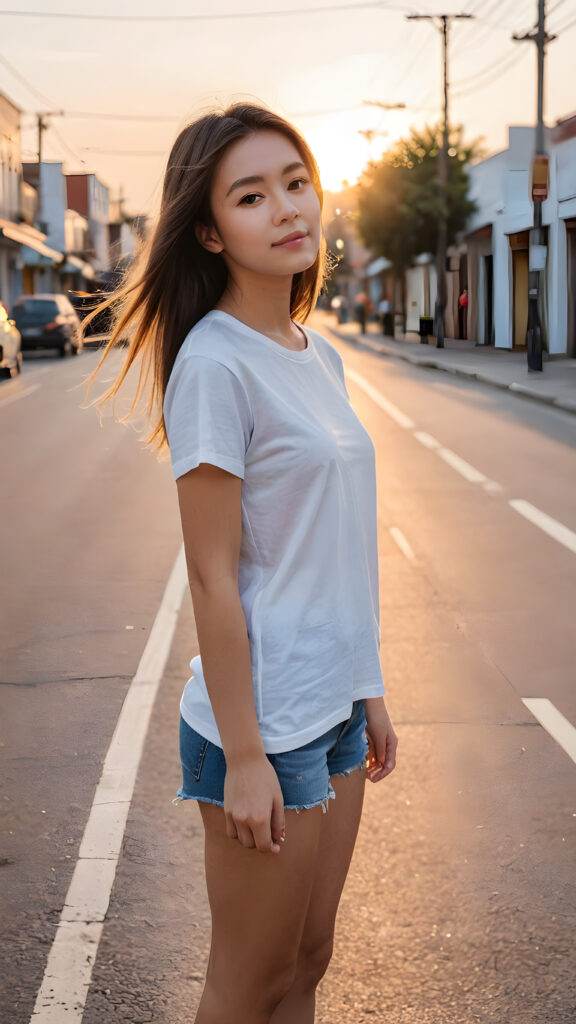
[202,964,297,1020]
[296,937,334,989]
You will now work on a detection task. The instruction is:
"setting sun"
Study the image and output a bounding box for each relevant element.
[298,110,425,193]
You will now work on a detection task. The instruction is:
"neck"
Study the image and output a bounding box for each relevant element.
[215,267,295,336]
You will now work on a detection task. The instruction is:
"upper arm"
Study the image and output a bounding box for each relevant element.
[177,463,243,588]
[163,354,252,588]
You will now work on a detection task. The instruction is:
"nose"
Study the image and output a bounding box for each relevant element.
[271,187,300,225]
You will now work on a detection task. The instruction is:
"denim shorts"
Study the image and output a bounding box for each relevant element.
[175,699,369,814]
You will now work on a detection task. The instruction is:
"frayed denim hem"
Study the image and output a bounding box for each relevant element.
[330,755,368,779]
[172,794,225,808]
[171,754,367,815]
[284,786,336,815]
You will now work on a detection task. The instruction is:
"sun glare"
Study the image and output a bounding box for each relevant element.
[302,111,422,193]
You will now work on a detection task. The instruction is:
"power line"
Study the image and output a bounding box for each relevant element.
[46,110,182,122]
[0,1,411,21]
[452,29,525,88]
[453,45,528,97]
[0,50,58,107]
[80,147,166,157]
[48,124,88,168]
[553,13,576,32]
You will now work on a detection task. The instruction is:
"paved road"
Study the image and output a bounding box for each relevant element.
[1,325,575,1023]
[0,347,182,1020]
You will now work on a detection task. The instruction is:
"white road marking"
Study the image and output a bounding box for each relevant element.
[413,430,441,449]
[509,499,576,556]
[29,544,188,1022]
[0,383,40,408]
[346,370,576,558]
[389,526,415,560]
[345,369,415,429]
[522,698,576,766]
[482,480,504,496]
[436,447,488,484]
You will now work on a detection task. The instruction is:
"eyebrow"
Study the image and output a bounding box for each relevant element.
[225,161,307,198]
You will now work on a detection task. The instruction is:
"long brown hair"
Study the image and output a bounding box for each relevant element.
[84,101,331,452]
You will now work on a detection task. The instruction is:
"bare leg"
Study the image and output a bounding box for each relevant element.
[269,767,366,1024]
[194,801,324,1024]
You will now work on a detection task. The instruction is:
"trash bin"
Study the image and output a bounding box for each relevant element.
[418,316,433,344]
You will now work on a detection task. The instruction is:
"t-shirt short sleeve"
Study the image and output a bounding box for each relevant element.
[163,353,253,481]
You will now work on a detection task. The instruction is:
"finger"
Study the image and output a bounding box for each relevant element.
[270,794,286,847]
[236,824,256,849]
[225,814,239,841]
[253,818,279,855]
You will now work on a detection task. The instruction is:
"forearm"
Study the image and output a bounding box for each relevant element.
[189,577,265,765]
[365,695,386,717]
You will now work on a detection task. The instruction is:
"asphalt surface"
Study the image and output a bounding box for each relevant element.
[1,324,575,1023]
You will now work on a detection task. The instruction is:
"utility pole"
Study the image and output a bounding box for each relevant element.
[513,1,556,371]
[406,13,473,348]
[35,110,64,228]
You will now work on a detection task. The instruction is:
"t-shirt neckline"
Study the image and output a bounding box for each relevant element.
[207,309,315,362]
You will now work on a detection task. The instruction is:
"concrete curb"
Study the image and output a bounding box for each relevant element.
[324,323,576,417]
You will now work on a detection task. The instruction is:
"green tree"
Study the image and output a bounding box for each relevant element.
[355,122,482,321]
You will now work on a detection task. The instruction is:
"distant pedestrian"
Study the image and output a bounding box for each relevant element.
[83,102,397,1023]
[458,287,468,340]
[354,291,368,334]
[378,296,392,335]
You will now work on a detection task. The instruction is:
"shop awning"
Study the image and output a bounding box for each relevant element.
[60,255,95,280]
[0,218,63,263]
[365,256,392,277]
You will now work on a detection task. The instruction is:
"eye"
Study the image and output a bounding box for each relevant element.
[239,193,261,205]
[289,177,309,190]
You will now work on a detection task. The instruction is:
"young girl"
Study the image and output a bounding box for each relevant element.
[85,101,397,1024]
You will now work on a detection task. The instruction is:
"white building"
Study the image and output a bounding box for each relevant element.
[466,117,576,355]
[0,96,66,303]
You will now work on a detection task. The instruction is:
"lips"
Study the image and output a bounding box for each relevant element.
[272,230,308,246]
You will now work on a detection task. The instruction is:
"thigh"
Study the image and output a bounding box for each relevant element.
[296,766,366,965]
[199,799,324,994]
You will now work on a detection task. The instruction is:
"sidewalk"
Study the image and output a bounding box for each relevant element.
[316,311,576,416]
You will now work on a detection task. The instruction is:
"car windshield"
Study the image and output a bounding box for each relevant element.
[14,299,59,315]
[14,299,59,319]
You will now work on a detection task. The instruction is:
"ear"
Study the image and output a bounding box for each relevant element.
[194,222,224,254]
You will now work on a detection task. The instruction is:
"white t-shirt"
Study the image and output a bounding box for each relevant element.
[163,309,385,754]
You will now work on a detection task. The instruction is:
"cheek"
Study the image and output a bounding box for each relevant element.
[304,193,322,237]
[224,211,267,252]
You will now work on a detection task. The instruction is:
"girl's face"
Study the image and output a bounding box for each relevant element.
[197,130,322,278]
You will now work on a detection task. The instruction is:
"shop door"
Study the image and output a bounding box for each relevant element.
[513,249,529,348]
[567,224,576,358]
[484,254,494,345]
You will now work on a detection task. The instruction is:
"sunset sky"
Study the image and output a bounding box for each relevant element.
[2,0,575,217]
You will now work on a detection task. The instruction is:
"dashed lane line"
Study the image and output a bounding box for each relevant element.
[0,383,40,408]
[522,698,576,766]
[436,447,488,484]
[345,369,576,556]
[389,526,415,560]
[509,499,576,557]
[345,368,415,429]
[29,544,188,1023]
[413,430,441,449]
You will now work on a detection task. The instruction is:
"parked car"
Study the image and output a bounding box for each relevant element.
[0,300,22,376]
[12,293,83,357]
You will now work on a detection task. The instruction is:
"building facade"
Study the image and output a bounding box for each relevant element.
[466,118,576,355]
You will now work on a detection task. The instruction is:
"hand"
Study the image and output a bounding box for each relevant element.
[223,755,286,855]
[364,698,398,783]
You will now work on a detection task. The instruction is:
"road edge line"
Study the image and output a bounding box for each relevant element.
[29,543,188,1022]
